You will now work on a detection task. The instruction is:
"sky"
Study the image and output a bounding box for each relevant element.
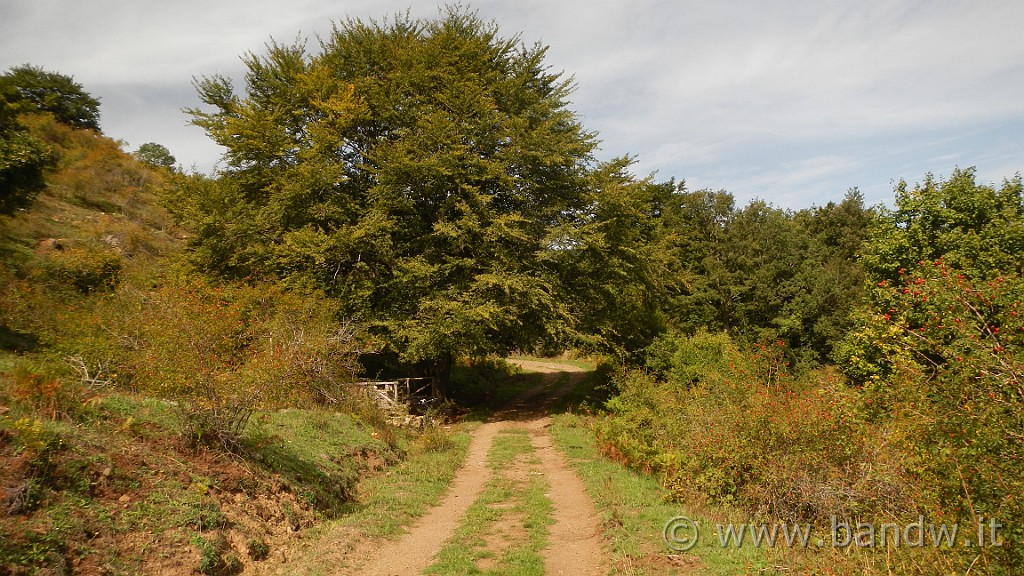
[2,0,1023,209]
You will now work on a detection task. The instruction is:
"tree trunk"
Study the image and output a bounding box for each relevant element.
[432,351,453,399]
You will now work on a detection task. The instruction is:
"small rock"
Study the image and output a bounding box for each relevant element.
[36,238,65,252]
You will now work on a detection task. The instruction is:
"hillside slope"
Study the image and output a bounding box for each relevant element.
[0,115,461,575]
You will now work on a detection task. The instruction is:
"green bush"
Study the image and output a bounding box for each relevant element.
[246,537,269,561]
[113,279,370,449]
[600,332,906,521]
[44,247,122,293]
[840,261,1024,570]
[192,532,241,576]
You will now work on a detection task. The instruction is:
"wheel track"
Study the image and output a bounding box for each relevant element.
[349,360,609,575]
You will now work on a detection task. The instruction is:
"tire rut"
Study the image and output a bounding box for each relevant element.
[354,421,503,576]
[351,361,608,575]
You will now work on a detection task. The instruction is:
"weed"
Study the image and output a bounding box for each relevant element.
[0,523,69,572]
[416,423,455,453]
[246,537,269,561]
[192,532,241,575]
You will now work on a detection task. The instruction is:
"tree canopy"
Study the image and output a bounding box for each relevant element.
[649,187,872,363]
[133,142,177,171]
[180,8,599,387]
[861,167,1024,281]
[0,95,53,215]
[0,65,101,131]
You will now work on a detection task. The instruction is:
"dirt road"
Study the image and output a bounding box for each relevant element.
[354,360,609,575]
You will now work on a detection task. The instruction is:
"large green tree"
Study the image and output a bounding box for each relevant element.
[0,96,53,215]
[179,9,597,389]
[861,167,1024,282]
[0,65,101,131]
[654,189,871,363]
[133,142,177,171]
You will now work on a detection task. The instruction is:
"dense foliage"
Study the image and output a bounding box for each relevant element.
[2,8,1023,574]
[642,187,871,364]
[178,9,606,388]
[112,281,370,447]
[0,97,53,215]
[601,171,1024,574]
[0,65,101,131]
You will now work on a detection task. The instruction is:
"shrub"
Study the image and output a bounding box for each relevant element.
[2,359,84,420]
[600,332,910,522]
[112,279,371,449]
[415,423,456,453]
[840,261,1024,570]
[246,537,269,561]
[604,263,1024,572]
[192,532,241,576]
[44,247,122,293]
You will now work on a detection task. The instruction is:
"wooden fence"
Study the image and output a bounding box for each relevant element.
[350,377,437,412]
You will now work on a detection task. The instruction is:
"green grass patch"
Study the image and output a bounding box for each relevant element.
[331,422,477,538]
[550,413,767,575]
[242,408,403,516]
[487,428,534,468]
[96,393,182,434]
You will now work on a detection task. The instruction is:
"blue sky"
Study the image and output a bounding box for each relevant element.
[3,0,1023,209]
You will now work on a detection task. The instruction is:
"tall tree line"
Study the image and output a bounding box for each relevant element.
[172,7,876,383]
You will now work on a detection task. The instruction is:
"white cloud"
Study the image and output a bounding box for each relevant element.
[2,0,1022,207]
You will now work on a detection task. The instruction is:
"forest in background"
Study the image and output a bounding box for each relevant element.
[2,7,1023,575]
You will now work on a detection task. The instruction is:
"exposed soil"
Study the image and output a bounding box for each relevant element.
[354,420,504,576]
[348,360,609,575]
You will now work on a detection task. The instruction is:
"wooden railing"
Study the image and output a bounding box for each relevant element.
[350,377,437,410]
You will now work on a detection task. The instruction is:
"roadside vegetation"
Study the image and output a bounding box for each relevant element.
[2,5,1023,575]
[593,171,1024,574]
[0,63,472,573]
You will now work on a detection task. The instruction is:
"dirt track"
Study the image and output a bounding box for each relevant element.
[353,359,608,575]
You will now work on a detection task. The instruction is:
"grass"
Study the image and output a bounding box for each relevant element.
[242,408,403,515]
[0,380,437,574]
[550,412,768,575]
[276,422,476,575]
[334,422,477,537]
